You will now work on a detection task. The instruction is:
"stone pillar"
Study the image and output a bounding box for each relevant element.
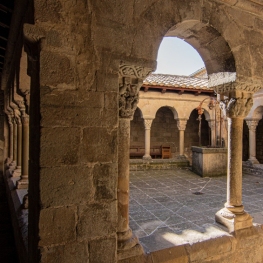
[208,120,216,147]
[143,119,153,160]
[12,118,17,166]
[215,90,254,232]
[7,114,14,166]
[13,116,22,177]
[117,63,151,260]
[246,119,259,164]
[17,112,29,189]
[177,119,187,156]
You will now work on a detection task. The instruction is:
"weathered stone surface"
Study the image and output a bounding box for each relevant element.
[77,202,117,239]
[39,207,76,246]
[89,237,117,263]
[80,127,117,163]
[40,127,81,166]
[41,242,89,263]
[39,166,95,208]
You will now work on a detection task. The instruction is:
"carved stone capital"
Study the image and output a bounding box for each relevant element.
[118,63,153,119]
[22,114,29,125]
[143,119,153,129]
[208,73,261,93]
[246,119,259,132]
[177,119,187,131]
[7,114,14,126]
[219,92,253,118]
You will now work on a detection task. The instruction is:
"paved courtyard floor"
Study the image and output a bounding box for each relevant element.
[129,168,263,253]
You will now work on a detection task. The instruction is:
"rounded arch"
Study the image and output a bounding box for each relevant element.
[155,105,178,120]
[252,106,263,120]
[131,0,261,82]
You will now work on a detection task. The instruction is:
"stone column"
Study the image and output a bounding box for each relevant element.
[13,116,22,177]
[7,114,14,165]
[177,119,187,156]
[208,120,216,147]
[17,112,29,189]
[117,63,151,260]
[246,119,259,164]
[12,118,17,166]
[143,119,153,160]
[215,90,254,232]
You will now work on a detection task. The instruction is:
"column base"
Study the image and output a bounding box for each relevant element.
[16,179,29,189]
[215,208,253,233]
[12,167,21,177]
[117,228,144,260]
[247,158,259,165]
[143,155,152,160]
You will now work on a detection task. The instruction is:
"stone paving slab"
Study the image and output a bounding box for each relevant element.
[129,168,263,253]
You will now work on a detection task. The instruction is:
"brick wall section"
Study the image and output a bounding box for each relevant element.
[256,119,263,163]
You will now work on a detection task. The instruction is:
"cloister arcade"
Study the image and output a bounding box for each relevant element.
[2,1,263,262]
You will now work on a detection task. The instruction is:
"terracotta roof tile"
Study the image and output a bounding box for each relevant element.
[143,73,211,90]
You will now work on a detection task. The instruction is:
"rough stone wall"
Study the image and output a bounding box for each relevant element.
[243,121,249,161]
[130,109,144,148]
[256,119,263,163]
[151,107,179,155]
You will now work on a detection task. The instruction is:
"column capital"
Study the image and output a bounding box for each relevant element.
[219,91,253,118]
[246,119,259,131]
[143,119,153,129]
[177,119,187,131]
[118,63,152,119]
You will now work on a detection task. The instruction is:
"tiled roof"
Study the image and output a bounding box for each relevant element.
[143,73,211,90]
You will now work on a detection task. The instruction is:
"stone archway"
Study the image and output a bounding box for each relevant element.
[151,106,179,157]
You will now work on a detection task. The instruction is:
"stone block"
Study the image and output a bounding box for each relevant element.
[40,127,81,166]
[39,207,76,246]
[93,163,117,201]
[77,202,117,239]
[192,147,227,177]
[40,51,74,87]
[39,166,94,208]
[81,127,117,163]
[89,237,116,263]
[41,241,88,263]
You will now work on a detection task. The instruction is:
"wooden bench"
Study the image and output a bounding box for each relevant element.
[129,146,166,159]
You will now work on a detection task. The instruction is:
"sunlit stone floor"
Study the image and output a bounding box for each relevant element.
[129,168,263,253]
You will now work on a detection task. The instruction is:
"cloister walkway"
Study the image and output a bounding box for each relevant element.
[129,168,263,253]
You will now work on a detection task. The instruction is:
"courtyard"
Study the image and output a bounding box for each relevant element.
[129,168,263,253]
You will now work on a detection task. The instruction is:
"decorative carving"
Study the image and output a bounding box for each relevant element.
[22,114,29,125]
[220,96,253,118]
[177,119,187,131]
[119,63,152,79]
[208,73,261,93]
[7,114,14,126]
[118,64,152,119]
[246,120,259,132]
[144,119,153,129]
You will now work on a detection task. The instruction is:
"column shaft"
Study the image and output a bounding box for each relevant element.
[17,115,29,189]
[226,117,243,207]
[179,130,184,156]
[13,121,17,164]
